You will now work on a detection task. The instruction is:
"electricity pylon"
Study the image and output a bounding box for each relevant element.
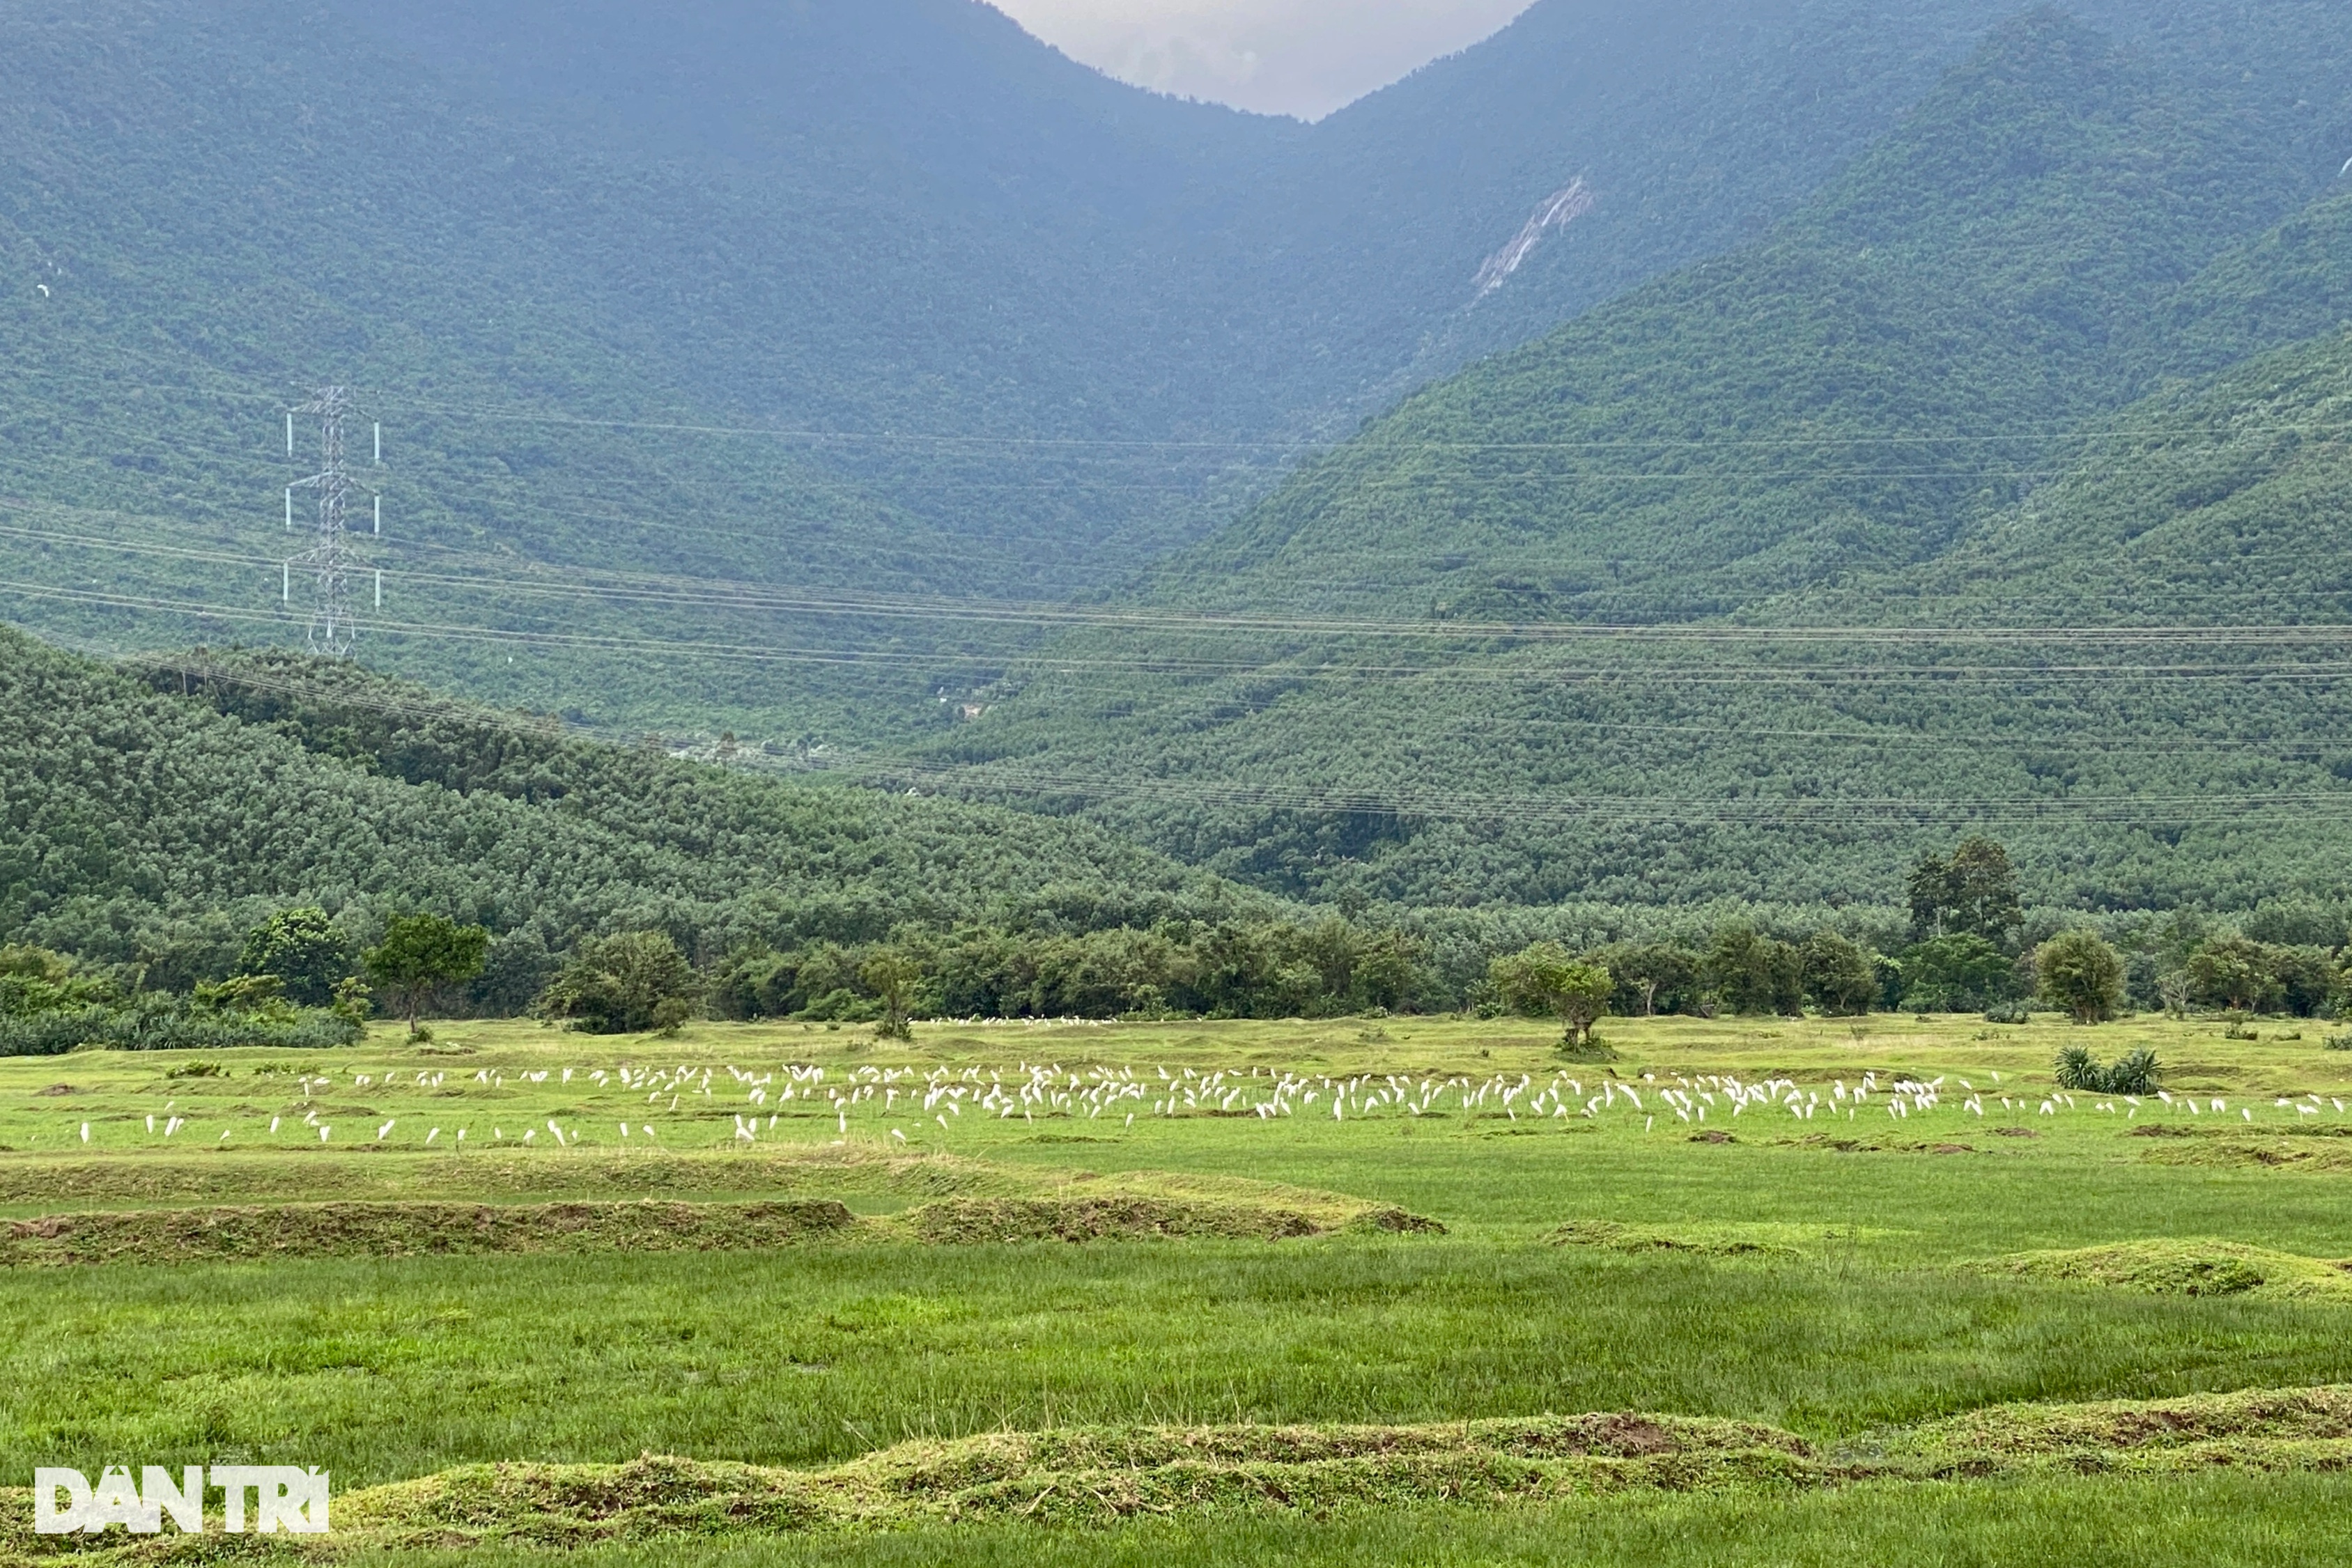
[283,387,380,658]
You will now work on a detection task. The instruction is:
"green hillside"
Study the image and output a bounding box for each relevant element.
[906,16,2352,913]
[0,625,1268,1001]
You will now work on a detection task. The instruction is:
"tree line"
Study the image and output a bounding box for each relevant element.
[12,835,2352,1051]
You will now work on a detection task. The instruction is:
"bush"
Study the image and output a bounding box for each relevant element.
[1983,1000,2032,1024]
[536,931,702,1034]
[2054,1045,2161,1096]
[0,1003,362,1057]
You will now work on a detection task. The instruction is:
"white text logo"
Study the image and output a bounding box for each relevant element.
[33,1466,330,1535]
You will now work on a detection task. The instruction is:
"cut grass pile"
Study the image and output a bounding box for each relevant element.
[8,1387,2352,1558]
[1974,1239,2352,1301]
[1547,1220,1902,1257]
[0,1168,1438,1264]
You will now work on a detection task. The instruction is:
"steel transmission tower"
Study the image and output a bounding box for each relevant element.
[283,387,380,658]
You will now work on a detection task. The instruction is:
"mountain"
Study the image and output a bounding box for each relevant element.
[4,0,2330,753]
[908,13,2352,913]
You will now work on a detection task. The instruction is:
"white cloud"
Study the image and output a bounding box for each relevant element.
[989,0,1536,120]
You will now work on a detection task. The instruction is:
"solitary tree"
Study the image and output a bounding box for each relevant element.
[365,913,490,1038]
[1491,942,1614,1052]
[2035,929,2126,1025]
[859,952,923,1041]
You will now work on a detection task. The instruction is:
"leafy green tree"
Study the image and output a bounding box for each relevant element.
[1593,942,1702,1017]
[0,945,111,1018]
[1908,838,2023,945]
[536,931,698,1035]
[1894,933,2021,1013]
[2035,929,2126,1025]
[2185,936,2284,1013]
[1490,942,1613,1050]
[236,907,353,1008]
[2273,947,2337,1018]
[1704,925,1804,1016]
[859,952,922,1041]
[365,914,490,1037]
[1801,933,1876,1016]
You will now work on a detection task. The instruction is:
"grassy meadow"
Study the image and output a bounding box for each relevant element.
[5,1009,2352,1561]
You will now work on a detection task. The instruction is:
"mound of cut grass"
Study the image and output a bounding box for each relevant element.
[11,1392,2352,1555]
[1548,1220,1896,1257]
[0,1199,859,1266]
[2133,1138,2352,1172]
[0,1183,1444,1265]
[1871,1384,2352,1472]
[0,1144,1026,1207]
[289,1414,1825,1549]
[1973,1239,2352,1301]
[885,1196,1324,1243]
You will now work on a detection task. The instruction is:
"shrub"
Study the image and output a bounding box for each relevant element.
[536,931,702,1034]
[0,1004,362,1057]
[2055,1046,2160,1095]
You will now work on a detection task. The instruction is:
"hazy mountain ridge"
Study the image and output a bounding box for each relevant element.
[906,10,2352,912]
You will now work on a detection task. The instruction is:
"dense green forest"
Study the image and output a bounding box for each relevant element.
[907,14,2352,913]
[0,626,1275,1004]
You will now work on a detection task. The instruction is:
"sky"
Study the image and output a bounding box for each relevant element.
[987,0,1538,120]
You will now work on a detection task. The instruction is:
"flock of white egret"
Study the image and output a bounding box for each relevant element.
[52,1056,2352,1152]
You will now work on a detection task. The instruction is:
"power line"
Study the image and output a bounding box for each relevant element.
[20,511,2352,651]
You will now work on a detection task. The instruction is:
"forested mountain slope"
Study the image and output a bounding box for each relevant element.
[1,0,2337,752]
[0,627,1264,997]
[911,15,2352,913]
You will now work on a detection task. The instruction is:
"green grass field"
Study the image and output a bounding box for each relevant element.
[6,1011,2352,1562]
